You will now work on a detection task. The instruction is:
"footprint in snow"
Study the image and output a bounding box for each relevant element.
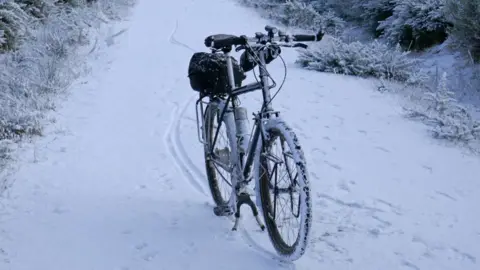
[434,191,456,201]
[324,160,342,171]
[142,251,158,262]
[374,198,403,215]
[371,215,392,229]
[374,146,390,153]
[421,164,433,173]
[135,242,148,250]
[401,259,420,270]
[122,229,132,235]
[52,206,68,214]
[317,193,383,213]
[368,228,381,238]
[337,179,350,192]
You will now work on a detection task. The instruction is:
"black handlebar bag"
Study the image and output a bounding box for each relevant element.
[188,52,246,95]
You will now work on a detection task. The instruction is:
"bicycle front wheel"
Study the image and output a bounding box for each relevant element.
[255,119,312,261]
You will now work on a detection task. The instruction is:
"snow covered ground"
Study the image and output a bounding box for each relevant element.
[1,0,479,269]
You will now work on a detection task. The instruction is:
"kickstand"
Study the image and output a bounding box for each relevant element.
[232,193,265,231]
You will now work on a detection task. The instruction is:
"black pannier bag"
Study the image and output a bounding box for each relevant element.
[188,52,246,95]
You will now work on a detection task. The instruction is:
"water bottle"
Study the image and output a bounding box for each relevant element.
[234,107,250,154]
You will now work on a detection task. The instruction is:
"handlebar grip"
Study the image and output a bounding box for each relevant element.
[265,25,278,33]
[204,34,247,49]
[292,31,324,42]
[292,34,315,42]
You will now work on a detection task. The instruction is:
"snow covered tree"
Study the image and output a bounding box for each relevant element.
[0,29,5,46]
[0,1,30,52]
[377,0,450,50]
[444,0,480,62]
[356,0,395,36]
[17,0,48,18]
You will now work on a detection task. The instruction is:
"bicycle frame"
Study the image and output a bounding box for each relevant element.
[195,45,283,212]
[203,47,280,172]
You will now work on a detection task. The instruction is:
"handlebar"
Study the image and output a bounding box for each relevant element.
[204,25,324,50]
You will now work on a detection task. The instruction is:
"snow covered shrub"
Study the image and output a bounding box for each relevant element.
[303,0,362,22]
[377,0,450,50]
[238,0,345,35]
[0,0,135,191]
[0,0,133,141]
[405,72,480,149]
[296,36,426,83]
[0,139,15,194]
[444,0,480,62]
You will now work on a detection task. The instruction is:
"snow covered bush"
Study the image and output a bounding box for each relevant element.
[444,0,480,62]
[377,0,450,50]
[0,0,135,192]
[238,0,345,35]
[296,36,426,83]
[289,0,360,22]
[405,72,480,150]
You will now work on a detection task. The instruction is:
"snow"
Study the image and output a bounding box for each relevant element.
[415,41,480,115]
[1,0,480,269]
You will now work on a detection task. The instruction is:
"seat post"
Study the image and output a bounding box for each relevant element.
[225,52,236,90]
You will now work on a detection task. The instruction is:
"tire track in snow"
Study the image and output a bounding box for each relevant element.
[164,96,296,268]
[163,97,208,197]
[173,99,210,190]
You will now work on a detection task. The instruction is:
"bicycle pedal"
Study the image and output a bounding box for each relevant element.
[213,204,234,217]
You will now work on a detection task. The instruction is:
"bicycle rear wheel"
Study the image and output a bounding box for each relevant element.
[203,101,237,210]
[255,119,312,261]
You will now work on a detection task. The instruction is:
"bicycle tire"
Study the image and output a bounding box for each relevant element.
[254,118,312,261]
[203,101,237,208]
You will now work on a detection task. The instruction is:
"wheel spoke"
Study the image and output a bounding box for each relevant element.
[212,162,232,187]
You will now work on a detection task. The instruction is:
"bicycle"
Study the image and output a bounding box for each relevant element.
[187,25,323,261]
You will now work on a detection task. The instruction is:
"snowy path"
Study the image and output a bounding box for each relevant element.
[1,0,480,269]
